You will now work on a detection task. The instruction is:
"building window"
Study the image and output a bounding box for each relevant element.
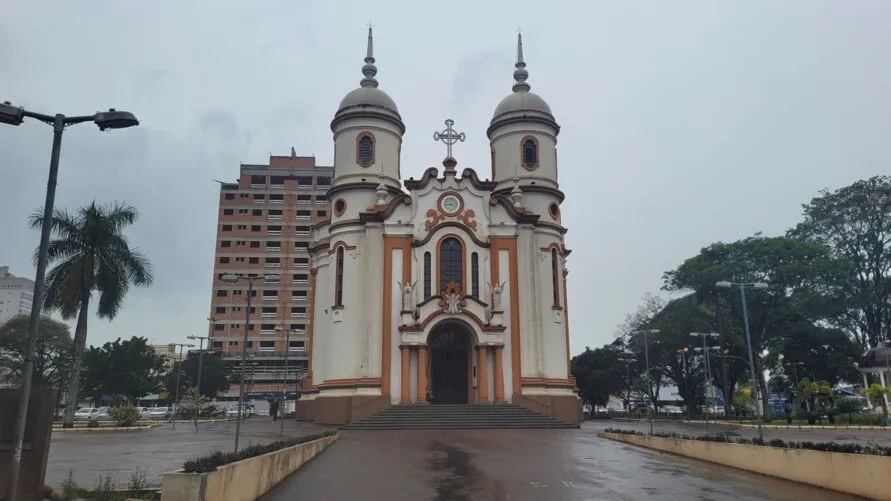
[215,306,226,314]
[521,136,538,169]
[423,252,432,299]
[214,324,225,332]
[551,249,561,307]
[220,241,231,248]
[224,193,235,200]
[334,247,345,307]
[471,252,480,298]
[439,238,463,294]
[219,257,230,264]
[357,133,375,167]
[223,209,234,216]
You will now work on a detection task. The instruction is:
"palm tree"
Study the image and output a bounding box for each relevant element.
[30,201,153,427]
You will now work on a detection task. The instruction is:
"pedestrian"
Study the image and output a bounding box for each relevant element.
[270,399,279,421]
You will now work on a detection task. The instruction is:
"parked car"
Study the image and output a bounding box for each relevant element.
[74,407,99,420]
[137,407,152,419]
[95,406,110,420]
[147,406,170,419]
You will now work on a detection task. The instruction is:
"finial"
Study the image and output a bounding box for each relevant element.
[512,31,530,93]
[361,25,379,88]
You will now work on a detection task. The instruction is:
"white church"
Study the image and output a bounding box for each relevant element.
[296,29,580,425]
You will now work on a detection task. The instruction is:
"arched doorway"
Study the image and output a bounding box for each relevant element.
[428,323,472,405]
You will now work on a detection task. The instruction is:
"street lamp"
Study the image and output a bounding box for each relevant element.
[220,273,280,453]
[4,101,139,501]
[187,334,209,429]
[628,329,659,434]
[274,326,295,437]
[690,332,720,420]
[716,279,768,439]
[169,342,194,430]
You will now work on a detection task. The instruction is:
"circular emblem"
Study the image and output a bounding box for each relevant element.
[438,193,463,216]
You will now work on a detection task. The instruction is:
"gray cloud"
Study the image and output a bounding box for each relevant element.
[1,1,890,355]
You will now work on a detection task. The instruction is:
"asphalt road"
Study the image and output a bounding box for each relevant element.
[261,422,865,501]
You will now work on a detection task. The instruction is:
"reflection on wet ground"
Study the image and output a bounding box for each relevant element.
[262,423,864,500]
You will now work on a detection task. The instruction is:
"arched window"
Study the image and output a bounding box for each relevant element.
[357,133,374,167]
[439,238,463,294]
[522,137,538,169]
[551,249,561,307]
[334,247,345,307]
[471,252,480,298]
[423,252,432,299]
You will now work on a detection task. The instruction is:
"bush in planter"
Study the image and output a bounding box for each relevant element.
[87,419,100,428]
[110,405,141,427]
[182,430,337,473]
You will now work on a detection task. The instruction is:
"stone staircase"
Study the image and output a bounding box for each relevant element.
[342,404,579,430]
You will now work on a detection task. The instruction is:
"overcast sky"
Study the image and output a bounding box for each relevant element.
[1,1,890,355]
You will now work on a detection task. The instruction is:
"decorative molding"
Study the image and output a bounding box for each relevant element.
[403,166,497,192]
[414,222,490,248]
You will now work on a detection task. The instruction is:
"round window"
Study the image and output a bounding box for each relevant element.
[549,202,560,220]
[333,199,347,216]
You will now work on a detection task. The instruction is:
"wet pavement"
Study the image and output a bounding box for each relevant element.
[262,422,865,500]
[46,418,334,488]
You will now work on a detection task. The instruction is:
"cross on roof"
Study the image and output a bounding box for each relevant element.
[433,119,465,160]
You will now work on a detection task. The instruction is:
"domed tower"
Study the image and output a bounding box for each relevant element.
[488,34,561,200]
[329,27,405,216]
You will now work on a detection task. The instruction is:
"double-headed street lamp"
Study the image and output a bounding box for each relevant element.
[187,334,209,429]
[3,101,139,501]
[274,326,296,437]
[220,273,280,453]
[716,279,768,439]
[627,329,659,434]
[169,342,195,430]
[690,332,720,415]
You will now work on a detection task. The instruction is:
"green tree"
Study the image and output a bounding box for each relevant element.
[834,397,861,425]
[80,336,166,404]
[30,202,153,427]
[864,383,891,420]
[0,315,72,389]
[789,176,891,350]
[164,351,231,399]
[571,346,627,409]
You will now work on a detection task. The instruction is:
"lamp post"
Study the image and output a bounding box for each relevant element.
[716,279,768,440]
[169,342,194,430]
[2,101,139,501]
[628,329,660,434]
[187,334,209,429]
[274,327,295,436]
[220,273,280,453]
[618,355,635,413]
[690,332,720,420]
[676,347,691,417]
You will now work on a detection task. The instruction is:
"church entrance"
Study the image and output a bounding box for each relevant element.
[428,324,471,405]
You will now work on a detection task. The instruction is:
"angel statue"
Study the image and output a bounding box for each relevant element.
[396,281,417,312]
[488,281,506,311]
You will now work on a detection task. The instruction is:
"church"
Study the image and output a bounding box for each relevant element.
[296,28,580,425]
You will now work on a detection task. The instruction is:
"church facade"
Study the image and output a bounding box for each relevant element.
[297,29,580,425]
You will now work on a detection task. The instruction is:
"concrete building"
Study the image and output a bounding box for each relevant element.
[298,30,579,425]
[208,153,333,400]
[0,266,35,326]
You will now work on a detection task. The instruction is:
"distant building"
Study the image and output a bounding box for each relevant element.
[150,343,186,370]
[0,266,34,326]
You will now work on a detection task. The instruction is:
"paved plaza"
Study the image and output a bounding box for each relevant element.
[45,418,888,499]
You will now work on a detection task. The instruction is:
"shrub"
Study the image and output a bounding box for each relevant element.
[110,405,141,427]
[182,430,337,473]
[87,419,100,428]
[601,428,891,456]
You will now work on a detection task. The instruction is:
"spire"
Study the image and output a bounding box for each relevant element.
[512,32,530,93]
[360,26,379,88]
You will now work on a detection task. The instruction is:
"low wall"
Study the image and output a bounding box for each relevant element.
[160,434,339,501]
[601,432,891,501]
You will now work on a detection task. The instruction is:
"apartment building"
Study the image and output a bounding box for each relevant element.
[0,266,35,326]
[208,153,332,400]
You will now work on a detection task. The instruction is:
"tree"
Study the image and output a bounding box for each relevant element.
[834,397,861,425]
[789,176,891,350]
[30,202,153,427]
[80,336,166,404]
[614,294,669,408]
[164,351,231,399]
[864,383,891,421]
[571,346,627,409]
[0,315,72,389]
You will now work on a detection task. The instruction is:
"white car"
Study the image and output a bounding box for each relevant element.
[74,407,99,420]
[96,406,110,420]
[147,407,170,419]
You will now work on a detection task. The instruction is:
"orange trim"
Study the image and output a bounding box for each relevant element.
[563,268,571,378]
[356,132,376,167]
[477,345,489,403]
[417,346,428,403]
[520,135,539,170]
[490,236,521,394]
[317,377,382,390]
[435,233,467,295]
[493,346,505,402]
[382,235,412,398]
[520,376,576,389]
[400,346,411,403]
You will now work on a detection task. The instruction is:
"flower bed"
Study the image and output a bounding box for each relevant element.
[182,430,337,473]
[604,428,891,456]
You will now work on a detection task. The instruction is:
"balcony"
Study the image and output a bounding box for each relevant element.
[317,184,331,190]
[268,198,284,205]
[291,296,307,303]
[261,312,276,318]
[264,262,281,268]
[295,231,310,238]
[267,246,281,252]
[267,214,283,220]
[292,279,308,285]
[290,312,307,318]
[267,230,282,235]
[294,262,309,268]
[253,199,265,205]
[295,216,311,221]
[297,199,311,205]
[262,296,279,302]
[219,350,308,359]
[269,184,285,189]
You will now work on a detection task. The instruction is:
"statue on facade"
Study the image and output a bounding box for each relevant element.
[488,281,506,311]
[445,293,461,314]
[396,281,417,312]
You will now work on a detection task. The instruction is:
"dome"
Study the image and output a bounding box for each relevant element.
[331,27,404,133]
[488,33,559,136]
[492,90,552,118]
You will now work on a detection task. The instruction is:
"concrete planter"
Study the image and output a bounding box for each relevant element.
[160,434,339,501]
[601,432,891,501]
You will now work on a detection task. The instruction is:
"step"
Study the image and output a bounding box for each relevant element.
[342,404,579,430]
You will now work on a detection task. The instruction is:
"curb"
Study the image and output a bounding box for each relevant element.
[681,420,890,431]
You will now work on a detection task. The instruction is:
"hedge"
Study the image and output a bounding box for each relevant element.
[603,428,891,456]
[182,430,337,473]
